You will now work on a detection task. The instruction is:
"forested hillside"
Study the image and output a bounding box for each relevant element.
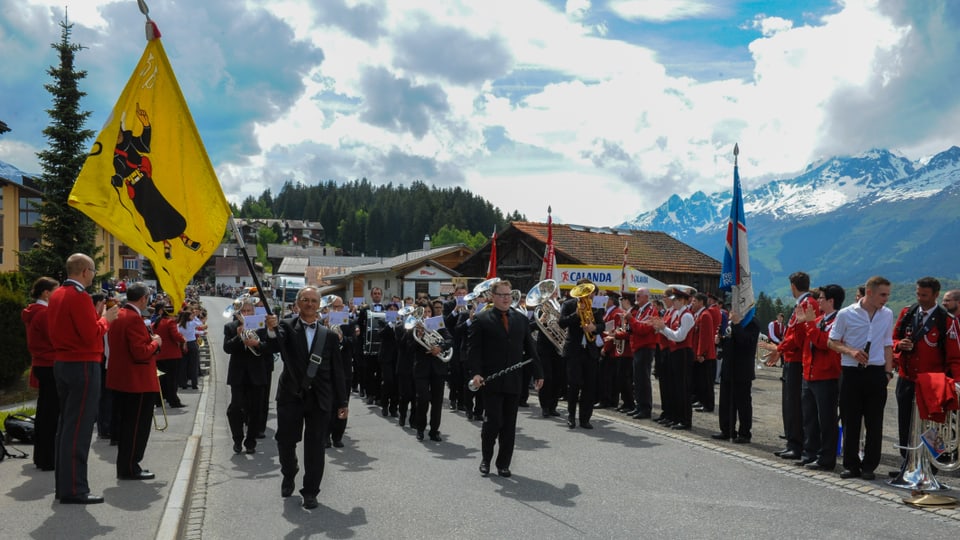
[232,178,524,256]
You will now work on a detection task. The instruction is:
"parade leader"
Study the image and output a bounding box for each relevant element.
[106,282,163,480]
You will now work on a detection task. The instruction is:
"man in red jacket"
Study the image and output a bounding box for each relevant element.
[48,253,119,504]
[795,284,844,471]
[691,293,717,413]
[107,283,163,480]
[889,277,960,477]
[625,288,658,419]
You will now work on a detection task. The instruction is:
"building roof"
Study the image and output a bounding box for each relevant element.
[328,244,472,279]
[277,257,309,275]
[236,218,324,232]
[509,222,720,275]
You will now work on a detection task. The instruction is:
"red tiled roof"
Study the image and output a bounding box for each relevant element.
[511,221,720,275]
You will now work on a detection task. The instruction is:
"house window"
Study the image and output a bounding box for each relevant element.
[385,279,390,290]
[19,196,41,226]
[367,279,372,290]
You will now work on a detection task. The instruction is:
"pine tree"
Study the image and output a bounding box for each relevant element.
[19,17,98,284]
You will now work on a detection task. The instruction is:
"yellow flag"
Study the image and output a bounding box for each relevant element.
[69,37,229,311]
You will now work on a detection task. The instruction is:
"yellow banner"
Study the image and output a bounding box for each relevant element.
[69,38,229,311]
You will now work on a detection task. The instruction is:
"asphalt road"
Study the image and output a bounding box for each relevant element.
[193,297,960,539]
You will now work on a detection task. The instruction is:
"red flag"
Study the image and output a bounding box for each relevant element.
[539,207,556,280]
[621,241,629,294]
[485,227,498,279]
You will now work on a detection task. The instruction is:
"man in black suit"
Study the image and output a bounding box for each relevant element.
[224,296,274,454]
[713,309,760,443]
[266,287,348,509]
[558,279,604,429]
[469,280,543,477]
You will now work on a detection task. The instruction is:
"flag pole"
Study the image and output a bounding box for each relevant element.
[229,215,276,314]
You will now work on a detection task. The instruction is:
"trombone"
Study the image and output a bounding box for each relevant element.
[154,368,168,431]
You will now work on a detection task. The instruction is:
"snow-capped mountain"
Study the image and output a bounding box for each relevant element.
[620,146,960,295]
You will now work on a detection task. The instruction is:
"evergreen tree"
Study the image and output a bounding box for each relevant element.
[20,18,97,285]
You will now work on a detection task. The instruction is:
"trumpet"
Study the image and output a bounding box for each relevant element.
[403,306,453,362]
[570,282,597,341]
[525,279,566,355]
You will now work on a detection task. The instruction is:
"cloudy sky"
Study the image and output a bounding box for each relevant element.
[1,0,957,227]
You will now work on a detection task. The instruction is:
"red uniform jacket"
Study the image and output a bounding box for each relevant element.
[624,302,659,351]
[602,306,631,357]
[798,312,841,381]
[106,305,161,393]
[707,304,722,347]
[23,302,55,368]
[659,308,676,353]
[154,316,186,360]
[666,307,695,351]
[892,305,960,381]
[692,308,716,360]
[47,280,109,363]
[777,293,820,364]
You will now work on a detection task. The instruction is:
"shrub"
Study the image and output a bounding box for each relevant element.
[0,284,28,386]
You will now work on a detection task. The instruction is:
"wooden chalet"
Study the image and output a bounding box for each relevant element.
[456,222,722,296]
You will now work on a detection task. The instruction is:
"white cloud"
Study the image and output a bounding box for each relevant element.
[607,0,719,23]
[751,16,793,37]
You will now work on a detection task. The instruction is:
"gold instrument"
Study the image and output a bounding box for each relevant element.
[525,279,566,355]
[154,368,168,431]
[570,282,597,341]
[890,382,960,506]
[403,306,453,362]
[615,309,629,355]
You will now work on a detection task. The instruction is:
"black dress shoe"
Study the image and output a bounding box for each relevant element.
[332,440,344,448]
[245,446,256,454]
[711,432,731,440]
[325,440,332,448]
[549,409,561,417]
[518,402,529,408]
[302,495,319,509]
[479,461,490,476]
[168,403,186,409]
[805,462,834,471]
[671,423,690,430]
[233,442,243,454]
[580,421,594,429]
[861,471,876,480]
[416,431,425,441]
[567,418,576,429]
[693,406,706,412]
[633,412,651,419]
[60,494,104,505]
[119,471,155,480]
[778,450,801,460]
[281,476,295,497]
[733,436,751,444]
[542,410,550,418]
[497,468,512,478]
[429,431,441,442]
[399,415,407,427]
[795,456,817,466]
[839,469,861,479]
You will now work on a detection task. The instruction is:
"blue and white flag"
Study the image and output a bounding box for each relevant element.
[719,144,755,325]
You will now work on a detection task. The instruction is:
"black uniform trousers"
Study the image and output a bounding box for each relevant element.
[718,378,753,438]
[227,383,266,448]
[656,347,673,421]
[801,378,839,467]
[363,354,380,401]
[895,377,915,461]
[397,371,416,423]
[566,346,598,423]
[32,366,59,470]
[157,358,182,406]
[694,358,716,411]
[414,371,445,434]
[632,347,654,416]
[379,360,399,415]
[669,348,693,427]
[54,361,100,499]
[537,345,563,414]
[615,355,635,409]
[481,392,520,469]
[782,361,804,453]
[448,357,464,407]
[113,390,157,477]
[839,366,888,474]
[598,354,617,406]
[276,399,331,497]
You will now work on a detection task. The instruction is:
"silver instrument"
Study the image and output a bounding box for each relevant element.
[471,277,501,312]
[403,306,453,362]
[319,294,345,341]
[363,312,387,355]
[510,289,526,315]
[525,279,566,355]
[889,382,960,503]
[234,312,262,356]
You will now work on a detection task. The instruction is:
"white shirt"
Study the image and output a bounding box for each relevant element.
[179,318,203,341]
[661,309,695,342]
[829,300,894,367]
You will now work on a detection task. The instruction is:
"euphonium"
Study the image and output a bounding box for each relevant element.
[890,382,960,496]
[570,282,597,341]
[472,277,501,312]
[234,312,262,356]
[525,279,566,355]
[510,289,526,315]
[403,307,453,362]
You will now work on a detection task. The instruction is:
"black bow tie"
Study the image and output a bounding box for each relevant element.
[305,322,317,329]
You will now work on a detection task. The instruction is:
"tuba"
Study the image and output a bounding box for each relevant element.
[889,381,960,504]
[525,279,566,355]
[570,282,597,342]
[403,307,453,362]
